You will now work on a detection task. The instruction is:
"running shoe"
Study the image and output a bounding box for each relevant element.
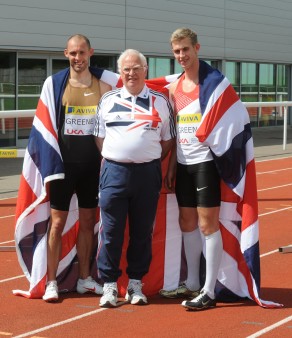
[125,279,148,305]
[43,280,58,302]
[77,276,103,295]
[181,290,216,310]
[99,282,118,308]
[159,281,200,299]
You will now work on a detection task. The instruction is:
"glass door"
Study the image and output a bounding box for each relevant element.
[16,55,47,147]
[16,54,66,148]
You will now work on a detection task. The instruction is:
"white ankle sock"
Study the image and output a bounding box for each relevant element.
[182,228,202,291]
[203,229,223,299]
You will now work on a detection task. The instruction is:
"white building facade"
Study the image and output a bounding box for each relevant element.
[1,0,292,147]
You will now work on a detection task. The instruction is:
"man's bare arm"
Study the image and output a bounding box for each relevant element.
[94,137,104,153]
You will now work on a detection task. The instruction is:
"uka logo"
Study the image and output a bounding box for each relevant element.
[66,129,84,135]
[178,138,189,144]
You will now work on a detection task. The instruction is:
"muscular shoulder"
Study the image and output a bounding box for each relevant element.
[169,79,179,106]
[169,79,179,94]
[100,80,112,96]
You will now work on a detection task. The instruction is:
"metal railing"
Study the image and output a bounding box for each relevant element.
[0,102,291,156]
[244,101,292,150]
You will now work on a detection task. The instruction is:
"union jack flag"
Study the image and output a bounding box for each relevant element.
[12,67,175,298]
[13,62,282,307]
[166,61,282,308]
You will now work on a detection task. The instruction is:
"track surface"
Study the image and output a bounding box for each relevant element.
[0,156,292,338]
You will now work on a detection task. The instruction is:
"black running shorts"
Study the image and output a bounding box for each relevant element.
[50,162,100,211]
[175,160,221,208]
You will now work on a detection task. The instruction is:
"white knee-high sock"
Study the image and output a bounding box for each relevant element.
[203,229,223,299]
[182,228,202,291]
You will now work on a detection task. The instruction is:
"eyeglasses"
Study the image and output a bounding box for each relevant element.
[122,65,146,75]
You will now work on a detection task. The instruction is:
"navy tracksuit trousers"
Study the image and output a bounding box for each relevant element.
[97,158,162,283]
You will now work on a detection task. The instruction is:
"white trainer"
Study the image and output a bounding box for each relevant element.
[43,280,58,302]
[99,282,118,308]
[77,276,103,295]
[125,279,147,305]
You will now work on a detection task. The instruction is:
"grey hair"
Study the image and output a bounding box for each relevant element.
[117,49,147,73]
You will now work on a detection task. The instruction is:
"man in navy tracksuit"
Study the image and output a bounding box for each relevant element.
[93,48,175,308]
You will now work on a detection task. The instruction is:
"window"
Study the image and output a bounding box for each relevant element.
[241,63,258,126]
[225,61,240,94]
[0,52,16,147]
[18,58,46,109]
[274,64,289,126]
[241,63,257,93]
[148,58,171,78]
[17,58,47,142]
[91,55,116,72]
[174,62,183,75]
[52,59,69,74]
[259,63,275,126]
[277,64,288,101]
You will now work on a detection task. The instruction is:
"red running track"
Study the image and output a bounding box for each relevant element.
[0,156,291,338]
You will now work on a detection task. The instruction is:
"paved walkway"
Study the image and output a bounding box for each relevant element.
[0,126,291,200]
[252,126,292,159]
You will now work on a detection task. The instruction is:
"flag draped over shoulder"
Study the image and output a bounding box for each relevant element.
[13,63,282,308]
[12,67,176,298]
[13,67,106,298]
[194,60,282,308]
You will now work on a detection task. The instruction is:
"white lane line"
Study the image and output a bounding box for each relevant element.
[13,309,106,338]
[260,249,279,258]
[0,240,14,244]
[13,303,129,338]
[255,206,292,258]
[0,332,13,336]
[258,183,292,192]
[0,275,25,283]
[249,184,292,337]
[0,196,17,201]
[259,205,292,217]
[256,155,292,163]
[0,214,15,219]
[246,315,292,337]
[257,167,292,175]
